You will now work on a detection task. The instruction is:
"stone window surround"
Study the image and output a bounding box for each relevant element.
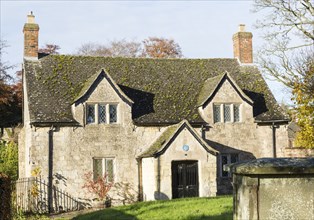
[92,157,115,182]
[220,154,238,178]
[86,102,119,125]
[213,103,241,123]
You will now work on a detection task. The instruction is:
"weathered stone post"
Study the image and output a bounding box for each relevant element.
[228,158,314,220]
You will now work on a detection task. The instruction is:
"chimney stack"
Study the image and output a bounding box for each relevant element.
[23,12,39,59]
[232,24,253,64]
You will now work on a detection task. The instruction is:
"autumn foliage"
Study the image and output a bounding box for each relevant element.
[293,55,314,148]
[82,172,113,201]
[142,37,182,58]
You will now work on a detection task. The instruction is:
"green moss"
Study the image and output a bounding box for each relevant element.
[24,55,287,124]
[140,123,180,157]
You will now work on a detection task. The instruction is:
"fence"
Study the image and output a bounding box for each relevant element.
[15,177,84,214]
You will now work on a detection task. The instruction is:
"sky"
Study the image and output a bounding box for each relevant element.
[0,0,291,104]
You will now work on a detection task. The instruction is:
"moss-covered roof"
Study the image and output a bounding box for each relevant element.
[73,69,133,105]
[24,55,288,125]
[140,123,180,158]
[139,120,218,158]
[197,72,253,106]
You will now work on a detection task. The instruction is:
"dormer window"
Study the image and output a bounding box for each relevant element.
[213,103,241,123]
[86,103,118,124]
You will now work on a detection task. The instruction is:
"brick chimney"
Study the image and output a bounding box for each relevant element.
[23,12,39,59]
[232,24,253,64]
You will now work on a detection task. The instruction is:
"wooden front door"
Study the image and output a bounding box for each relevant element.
[172,160,199,199]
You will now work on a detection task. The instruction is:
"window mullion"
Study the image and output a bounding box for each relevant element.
[231,104,234,122]
[220,104,224,123]
[106,104,110,124]
[95,104,99,124]
[102,158,106,177]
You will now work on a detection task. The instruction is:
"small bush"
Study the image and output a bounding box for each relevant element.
[0,173,12,220]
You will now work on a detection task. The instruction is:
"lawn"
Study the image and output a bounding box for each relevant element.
[74,196,233,220]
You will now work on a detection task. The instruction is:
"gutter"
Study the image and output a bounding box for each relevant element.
[30,121,80,127]
[48,125,57,213]
[255,119,289,125]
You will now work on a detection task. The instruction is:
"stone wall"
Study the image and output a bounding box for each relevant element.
[283,147,314,157]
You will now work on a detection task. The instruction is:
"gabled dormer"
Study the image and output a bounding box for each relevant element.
[197,72,254,124]
[72,69,133,126]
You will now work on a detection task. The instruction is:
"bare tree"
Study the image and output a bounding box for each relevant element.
[142,37,183,58]
[76,40,141,57]
[253,0,314,88]
[75,37,183,58]
[0,39,15,81]
[38,43,61,55]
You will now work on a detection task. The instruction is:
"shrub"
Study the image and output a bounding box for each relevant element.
[0,139,18,180]
[0,173,12,220]
[82,172,113,201]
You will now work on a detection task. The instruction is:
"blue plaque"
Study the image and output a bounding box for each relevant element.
[182,145,189,151]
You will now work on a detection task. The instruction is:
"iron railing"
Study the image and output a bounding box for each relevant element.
[15,177,84,213]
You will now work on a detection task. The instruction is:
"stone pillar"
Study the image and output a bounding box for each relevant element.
[232,24,253,64]
[229,158,314,220]
[23,12,39,59]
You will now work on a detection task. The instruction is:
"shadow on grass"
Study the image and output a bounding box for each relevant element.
[186,210,233,220]
[73,209,137,220]
[73,209,232,220]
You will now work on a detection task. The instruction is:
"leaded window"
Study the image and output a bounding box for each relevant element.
[98,104,106,124]
[105,159,114,182]
[234,105,240,122]
[87,104,95,124]
[221,155,229,177]
[109,105,117,123]
[220,154,238,177]
[224,104,231,122]
[86,103,118,125]
[213,103,241,123]
[93,158,114,182]
[213,104,221,123]
[93,158,103,181]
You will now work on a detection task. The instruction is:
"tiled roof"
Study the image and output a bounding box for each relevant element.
[197,72,253,107]
[24,55,288,125]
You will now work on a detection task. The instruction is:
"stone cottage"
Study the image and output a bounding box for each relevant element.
[19,13,291,204]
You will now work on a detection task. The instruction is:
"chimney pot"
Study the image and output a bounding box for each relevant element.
[239,24,246,32]
[27,11,35,24]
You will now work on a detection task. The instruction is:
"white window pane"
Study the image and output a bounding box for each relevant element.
[87,104,95,124]
[224,104,231,122]
[234,105,240,122]
[214,104,221,123]
[106,159,114,182]
[93,159,103,181]
[109,105,117,123]
[99,104,106,124]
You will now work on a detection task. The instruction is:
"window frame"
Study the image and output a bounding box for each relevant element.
[86,103,119,125]
[213,103,241,124]
[92,157,115,182]
[220,154,238,178]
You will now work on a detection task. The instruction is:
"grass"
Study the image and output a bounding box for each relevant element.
[73,196,233,220]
